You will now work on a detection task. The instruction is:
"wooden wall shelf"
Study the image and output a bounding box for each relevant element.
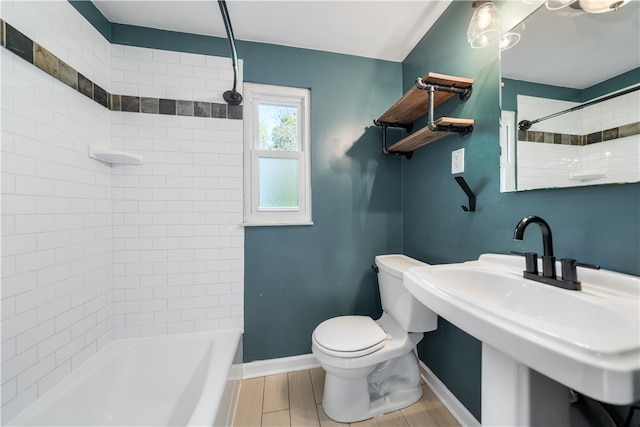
[387,118,475,152]
[375,72,474,157]
[377,73,473,126]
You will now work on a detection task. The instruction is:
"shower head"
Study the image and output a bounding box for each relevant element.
[218,1,243,106]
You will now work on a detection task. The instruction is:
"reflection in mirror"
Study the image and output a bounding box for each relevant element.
[500,1,640,192]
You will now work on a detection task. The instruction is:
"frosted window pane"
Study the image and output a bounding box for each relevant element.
[258,104,298,151]
[259,158,299,208]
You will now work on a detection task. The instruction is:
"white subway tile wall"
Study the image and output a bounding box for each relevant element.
[1,1,244,423]
[1,1,112,93]
[518,137,640,190]
[1,2,113,421]
[518,90,639,136]
[111,44,242,103]
[516,93,640,189]
[517,142,581,189]
[581,89,640,135]
[110,45,243,339]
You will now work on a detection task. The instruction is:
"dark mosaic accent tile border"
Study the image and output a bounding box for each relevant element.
[194,101,210,118]
[211,103,226,119]
[78,73,93,98]
[159,99,176,115]
[94,84,108,108]
[177,100,194,116]
[0,18,242,121]
[58,60,78,89]
[35,44,58,77]
[518,121,640,146]
[228,104,243,120]
[121,95,140,113]
[5,22,33,64]
[141,97,159,114]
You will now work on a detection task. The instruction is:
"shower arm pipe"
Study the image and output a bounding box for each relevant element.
[518,84,640,131]
[415,78,472,132]
[218,0,242,105]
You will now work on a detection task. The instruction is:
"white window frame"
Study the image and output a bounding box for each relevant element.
[243,83,312,226]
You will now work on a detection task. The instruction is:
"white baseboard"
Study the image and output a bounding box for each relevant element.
[242,353,320,379]
[419,361,481,427]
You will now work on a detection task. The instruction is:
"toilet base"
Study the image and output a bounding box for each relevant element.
[322,351,423,423]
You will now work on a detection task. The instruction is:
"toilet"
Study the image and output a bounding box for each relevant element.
[311,254,438,423]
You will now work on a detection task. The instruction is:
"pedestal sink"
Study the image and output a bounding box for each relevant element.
[403,253,639,426]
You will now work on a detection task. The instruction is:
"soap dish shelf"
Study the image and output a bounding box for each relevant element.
[88,146,143,165]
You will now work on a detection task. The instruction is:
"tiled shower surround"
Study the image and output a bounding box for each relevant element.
[1,1,244,422]
[515,92,640,190]
[1,20,243,120]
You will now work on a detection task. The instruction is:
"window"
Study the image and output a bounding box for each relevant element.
[243,83,312,225]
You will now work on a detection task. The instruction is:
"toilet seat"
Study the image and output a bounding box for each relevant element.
[313,316,387,358]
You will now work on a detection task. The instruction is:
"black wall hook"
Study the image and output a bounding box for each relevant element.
[454,176,476,212]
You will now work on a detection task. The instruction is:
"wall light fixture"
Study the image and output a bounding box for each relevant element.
[467,1,503,49]
[578,0,630,13]
[545,0,630,12]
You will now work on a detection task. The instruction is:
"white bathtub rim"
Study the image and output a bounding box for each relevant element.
[7,329,243,427]
[187,329,242,427]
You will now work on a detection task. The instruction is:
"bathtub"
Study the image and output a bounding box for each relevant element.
[8,330,243,426]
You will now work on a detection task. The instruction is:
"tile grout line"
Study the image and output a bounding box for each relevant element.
[1,18,242,120]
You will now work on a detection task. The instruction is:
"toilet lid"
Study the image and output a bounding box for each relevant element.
[313,316,387,355]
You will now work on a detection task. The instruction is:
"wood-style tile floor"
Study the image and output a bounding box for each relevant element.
[233,368,461,427]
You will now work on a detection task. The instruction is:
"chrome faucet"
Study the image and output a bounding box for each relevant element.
[512,215,599,291]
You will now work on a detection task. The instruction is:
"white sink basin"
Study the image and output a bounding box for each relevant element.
[404,253,640,405]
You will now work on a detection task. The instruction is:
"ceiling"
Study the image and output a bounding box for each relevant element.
[93,1,639,88]
[501,0,640,89]
[92,0,452,62]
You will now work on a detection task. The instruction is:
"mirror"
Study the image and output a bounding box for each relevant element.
[499,1,640,192]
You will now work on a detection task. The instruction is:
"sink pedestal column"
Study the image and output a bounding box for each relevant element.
[482,344,572,426]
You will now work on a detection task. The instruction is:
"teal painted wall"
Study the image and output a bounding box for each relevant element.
[401,1,640,421]
[502,67,640,112]
[501,78,581,112]
[583,67,640,100]
[112,23,230,57]
[238,43,405,361]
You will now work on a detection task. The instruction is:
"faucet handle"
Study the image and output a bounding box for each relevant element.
[525,252,539,275]
[561,259,579,284]
[561,258,601,285]
[510,251,539,274]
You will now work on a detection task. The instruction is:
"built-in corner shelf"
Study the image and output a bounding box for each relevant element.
[88,146,143,165]
[569,170,607,181]
[375,72,474,158]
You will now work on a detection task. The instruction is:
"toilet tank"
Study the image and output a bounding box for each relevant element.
[375,254,438,332]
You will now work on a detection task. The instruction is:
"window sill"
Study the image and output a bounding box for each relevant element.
[241,221,314,227]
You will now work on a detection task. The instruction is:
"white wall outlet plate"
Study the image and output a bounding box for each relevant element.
[452,148,465,174]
